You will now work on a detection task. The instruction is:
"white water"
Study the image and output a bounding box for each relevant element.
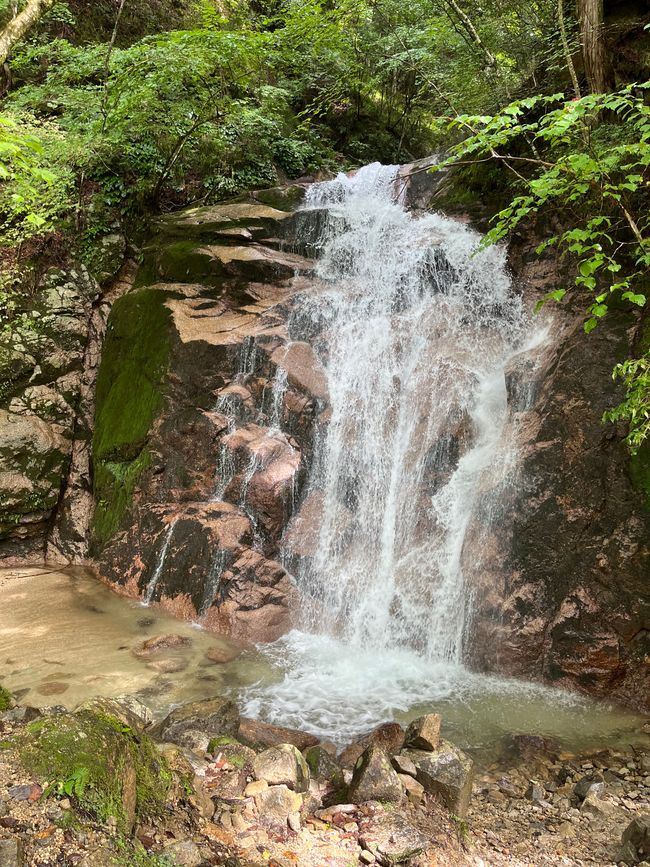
[143,518,177,606]
[240,163,555,741]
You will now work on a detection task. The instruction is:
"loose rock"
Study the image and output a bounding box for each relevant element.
[348,746,403,804]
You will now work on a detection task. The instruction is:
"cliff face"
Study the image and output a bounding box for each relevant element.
[0,171,647,712]
[466,235,650,712]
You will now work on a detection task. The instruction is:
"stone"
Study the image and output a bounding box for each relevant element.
[348,746,403,804]
[622,814,650,860]
[359,812,429,865]
[0,838,23,867]
[404,740,474,818]
[254,785,303,825]
[155,697,239,743]
[8,784,42,802]
[526,781,546,802]
[303,745,343,784]
[77,696,152,732]
[398,773,425,804]
[339,723,405,769]
[205,644,242,664]
[245,780,268,797]
[253,744,310,792]
[404,714,441,751]
[580,790,621,818]
[133,634,192,657]
[573,773,605,800]
[162,840,203,866]
[175,729,211,754]
[239,717,318,751]
[360,851,376,865]
[391,754,417,777]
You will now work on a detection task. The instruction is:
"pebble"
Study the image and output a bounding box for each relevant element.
[360,850,376,864]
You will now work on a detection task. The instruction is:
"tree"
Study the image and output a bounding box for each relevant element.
[577,0,611,93]
[0,0,55,67]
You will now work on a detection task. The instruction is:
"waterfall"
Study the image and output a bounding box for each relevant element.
[242,163,547,740]
[144,518,177,605]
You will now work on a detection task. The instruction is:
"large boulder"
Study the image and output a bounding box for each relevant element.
[155,697,239,744]
[238,717,318,751]
[252,744,310,793]
[622,814,650,862]
[339,722,405,769]
[18,708,170,834]
[348,746,403,804]
[404,740,474,817]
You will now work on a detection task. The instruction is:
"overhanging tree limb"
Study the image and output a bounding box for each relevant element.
[0,0,55,67]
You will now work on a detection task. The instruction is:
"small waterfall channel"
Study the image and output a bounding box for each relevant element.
[242,163,552,741]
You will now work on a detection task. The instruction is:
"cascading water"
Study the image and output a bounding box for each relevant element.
[242,163,551,742]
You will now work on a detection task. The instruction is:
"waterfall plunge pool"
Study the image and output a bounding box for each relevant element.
[1,566,647,764]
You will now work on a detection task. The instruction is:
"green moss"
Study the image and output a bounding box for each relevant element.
[136,240,220,286]
[92,287,172,545]
[0,740,12,750]
[20,710,171,834]
[0,685,12,711]
[207,735,240,752]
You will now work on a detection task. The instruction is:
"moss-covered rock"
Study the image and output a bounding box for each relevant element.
[19,709,171,834]
[0,685,12,711]
[92,287,172,545]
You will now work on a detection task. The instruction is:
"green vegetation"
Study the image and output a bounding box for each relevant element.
[0,0,647,457]
[20,709,171,834]
[0,684,12,711]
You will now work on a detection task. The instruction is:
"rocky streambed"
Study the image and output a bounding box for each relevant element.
[0,684,649,867]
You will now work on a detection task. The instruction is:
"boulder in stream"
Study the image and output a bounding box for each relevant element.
[253,743,310,793]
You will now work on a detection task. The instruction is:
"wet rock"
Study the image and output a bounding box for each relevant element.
[359,812,429,865]
[504,733,560,762]
[133,634,192,657]
[348,746,403,804]
[404,740,474,818]
[175,730,211,754]
[622,814,650,861]
[253,744,310,792]
[155,697,239,743]
[205,644,242,664]
[404,714,441,751]
[269,341,329,403]
[255,784,303,825]
[146,657,189,674]
[238,717,318,751]
[163,839,203,866]
[339,723,405,769]
[0,838,25,867]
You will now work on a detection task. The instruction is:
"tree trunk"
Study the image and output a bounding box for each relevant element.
[0,0,54,67]
[577,0,611,93]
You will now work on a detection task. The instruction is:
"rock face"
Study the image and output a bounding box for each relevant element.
[462,234,650,711]
[91,194,321,641]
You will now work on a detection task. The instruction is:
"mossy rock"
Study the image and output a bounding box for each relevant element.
[0,685,12,712]
[92,287,172,545]
[253,185,306,212]
[19,710,171,834]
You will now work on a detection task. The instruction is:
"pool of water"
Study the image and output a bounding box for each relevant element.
[1,567,647,760]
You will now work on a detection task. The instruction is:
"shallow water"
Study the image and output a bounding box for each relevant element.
[1,568,647,760]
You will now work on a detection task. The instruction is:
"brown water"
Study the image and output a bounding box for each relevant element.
[0,567,647,759]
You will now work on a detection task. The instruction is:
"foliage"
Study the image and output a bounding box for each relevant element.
[44,766,89,799]
[438,83,650,451]
[0,684,11,711]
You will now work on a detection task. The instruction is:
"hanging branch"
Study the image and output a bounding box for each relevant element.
[558,0,581,99]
